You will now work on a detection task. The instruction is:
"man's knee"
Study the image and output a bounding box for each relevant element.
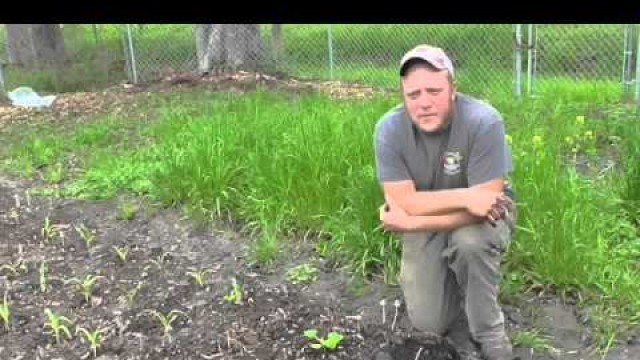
[450,223,495,257]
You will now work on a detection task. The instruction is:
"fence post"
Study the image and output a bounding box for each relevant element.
[327,24,334,80]
[633,25,640,104]
[514,24,523,98]
[526,24,535,96]
[622,24,634,99]
[125,24,139,84]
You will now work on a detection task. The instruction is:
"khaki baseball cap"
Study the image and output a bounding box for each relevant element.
[399,45,455,78]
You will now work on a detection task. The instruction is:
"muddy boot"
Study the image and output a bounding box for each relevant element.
[445,312,482,359]
[479,335,513,360]
[446,327,481,360]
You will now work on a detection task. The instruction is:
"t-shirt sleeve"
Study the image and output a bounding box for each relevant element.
[467,114,513,187]
[374,119,411,183]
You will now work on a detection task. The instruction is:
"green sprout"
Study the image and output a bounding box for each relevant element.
[0,291,10,331]
[146,309,187,339]
[76,326,105,358]
[186,268,214,287]
[117,201,137,220]
[74,224,96,248]
[44,308,73,345]
[512,329,558,354]
[223,278,244,305]
[149,252,171,270]
[303,329,344,350]
[45,162,64,184]
[0,258,28,278]
[41,216,60,242]
[287,263,319,285]
[66,274,103,305]
[113,246,130,263]
[126,282,144,305]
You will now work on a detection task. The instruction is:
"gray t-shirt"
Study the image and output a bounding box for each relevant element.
[374,93,514,197]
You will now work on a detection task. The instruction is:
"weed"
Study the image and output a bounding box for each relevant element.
[287,263,319,285]
[44,162,65,184]
[303,328,344,350]
[512,329,557,355]
[117,201,138,220]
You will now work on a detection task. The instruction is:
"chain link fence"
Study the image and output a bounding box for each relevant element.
[1,24,639,103]
[0,24,127,96]
[527,24,631,99]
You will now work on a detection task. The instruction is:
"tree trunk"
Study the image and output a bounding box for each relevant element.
[194,24,263,73]
[271,24,284,68]
[6,24,65,69]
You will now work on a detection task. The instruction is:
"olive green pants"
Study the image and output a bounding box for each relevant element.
[399,211,516,345]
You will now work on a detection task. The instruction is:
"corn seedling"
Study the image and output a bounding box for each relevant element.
[40,261,48,293]
[113,246,130,263]
[41,216,60,242]
[287,263,319,285]
[186,268,214,287]
[66,274,103,305]
[150,252,170,270]
[0,291,10,331]
[303,329,344,350]
[76,326,105,358]
[0,258,28,278]
[223,278,244,305]
[146,309,187,339]
[126,282,144,305]
[44,308,73,345]
[74,224,96,248]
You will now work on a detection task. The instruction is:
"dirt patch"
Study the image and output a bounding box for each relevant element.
[0,70,390,131]
[2,170,638,360]
[0,173,460,360]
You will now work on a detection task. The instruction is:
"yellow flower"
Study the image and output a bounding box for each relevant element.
[584,130,594,140]
[576,115,585,126]
[532,135,543,147]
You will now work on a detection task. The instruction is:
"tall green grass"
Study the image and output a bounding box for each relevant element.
[147,90,401,278]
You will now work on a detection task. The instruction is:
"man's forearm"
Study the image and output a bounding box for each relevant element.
[398,188,469,216]
[405,209,484,232]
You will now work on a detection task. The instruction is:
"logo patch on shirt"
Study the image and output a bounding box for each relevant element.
[442,151,463,176]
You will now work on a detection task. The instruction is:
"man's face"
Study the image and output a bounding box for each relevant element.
[401,65,455,133]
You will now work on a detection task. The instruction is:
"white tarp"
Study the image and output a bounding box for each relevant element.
[7,87,56,108]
